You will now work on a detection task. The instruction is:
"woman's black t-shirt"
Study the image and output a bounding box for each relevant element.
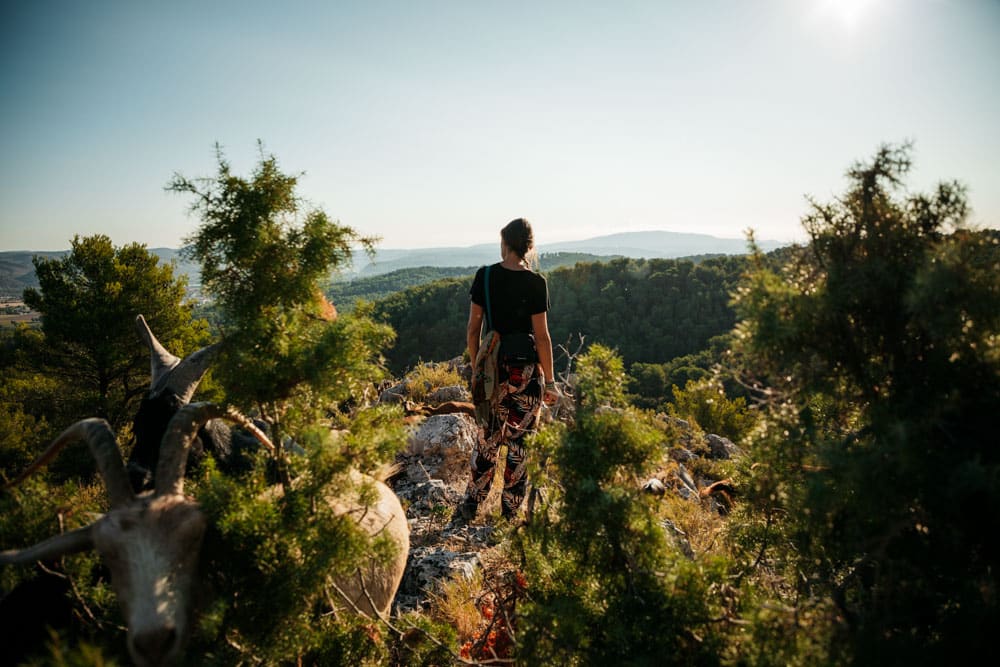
[470,264,548,335]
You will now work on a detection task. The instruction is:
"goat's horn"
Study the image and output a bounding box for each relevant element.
[136,314,181,390]
[5,419,135,509]
[0,526,94,565]
[165,342,220,404]
[156,403,275,497]
[136,314,220,403]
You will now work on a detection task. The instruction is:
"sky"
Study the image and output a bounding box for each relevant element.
[1,0,997,252]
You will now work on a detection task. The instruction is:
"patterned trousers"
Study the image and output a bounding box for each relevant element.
[465,361,544,518]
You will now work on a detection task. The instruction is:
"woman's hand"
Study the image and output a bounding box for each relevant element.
[543,381,559,406]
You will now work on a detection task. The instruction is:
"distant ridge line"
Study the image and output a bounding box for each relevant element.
[353,230,784,277]
[0,230,787,295]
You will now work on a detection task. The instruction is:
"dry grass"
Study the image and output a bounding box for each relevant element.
[429,568,485,640]
[404,363,464,402]
[657,492,729,557]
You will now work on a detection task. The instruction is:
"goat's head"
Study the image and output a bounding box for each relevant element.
[136,314,218,406]
[1,403,271,667]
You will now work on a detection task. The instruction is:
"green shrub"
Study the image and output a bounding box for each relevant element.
[669,378,757,444]
[514,345,730,665]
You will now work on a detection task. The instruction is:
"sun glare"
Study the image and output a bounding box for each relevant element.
[816,0,882,32]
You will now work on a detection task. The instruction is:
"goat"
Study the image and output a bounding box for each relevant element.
[1,404,255,665]
[128,315,260,490]
[1,400,410,666]
[1,318,410,666]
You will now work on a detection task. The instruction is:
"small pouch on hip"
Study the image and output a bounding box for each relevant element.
[499,332,537,364]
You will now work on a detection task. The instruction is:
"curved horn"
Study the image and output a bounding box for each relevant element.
[5,419,135,509]
[164,342,220,404]
[136,314,181,390]
[156,403,275,497]
[136,314,220,403]
[0,526,94,565]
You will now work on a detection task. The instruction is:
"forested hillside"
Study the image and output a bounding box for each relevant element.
[372,254,750,374]
[330,266,478,306]
[0,252,63,298]
[0,249,199,299]
[328,252,618,310]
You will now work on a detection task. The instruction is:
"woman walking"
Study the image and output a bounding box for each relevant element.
[456,218,558,523]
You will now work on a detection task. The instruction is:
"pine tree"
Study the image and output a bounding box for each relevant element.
[732,144,1000,663]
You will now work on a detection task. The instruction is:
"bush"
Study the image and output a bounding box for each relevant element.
[514,345,730,665]
[668,378,757,444]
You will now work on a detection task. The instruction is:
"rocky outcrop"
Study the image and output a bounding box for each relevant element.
[706,433,742,459]
[391,411,489,613]
[426,385,469,404]
[386,364,744,613]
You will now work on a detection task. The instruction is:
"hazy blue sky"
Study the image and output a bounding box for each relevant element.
[1,0,997,251]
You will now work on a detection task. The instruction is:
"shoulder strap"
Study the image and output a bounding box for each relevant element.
[484,265,493,331]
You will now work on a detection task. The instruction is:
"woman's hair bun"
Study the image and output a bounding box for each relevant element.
[501,218,534,259]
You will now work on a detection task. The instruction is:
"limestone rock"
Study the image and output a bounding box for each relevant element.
[662,518,695,559]
[427,385,470,404]
[400,547,482,606]
[642,478,666,496]
[669,447,697,463]
[379,381,409,404]
[396,479,463,512]
[705,433,741,459]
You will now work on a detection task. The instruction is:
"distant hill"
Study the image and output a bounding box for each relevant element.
[0,248,200,298]
[350,230,782,277]
[543,230,777,257]
[1,231,784,298]
[0,251,66,297]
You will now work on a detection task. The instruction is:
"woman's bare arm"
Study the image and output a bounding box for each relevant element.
[467,302,484,361]
[531,311,555,384]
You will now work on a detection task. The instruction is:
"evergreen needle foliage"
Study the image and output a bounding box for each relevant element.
[168,143,395,442]
[22,234,207,431]
[516,345,728,666]
[731,144,1000,663]
[166,145,407,662]
[187,406,406,664]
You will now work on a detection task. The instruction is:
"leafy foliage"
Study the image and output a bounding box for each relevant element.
[372,277,471,373]
[0,397,50,481]
[515,345,728,665]
[21,234,207,429]
[628,334,741,410]
[168,145,394,438]
[731,144,1000,662]
[552,255,746,362]
[668,378,757,444]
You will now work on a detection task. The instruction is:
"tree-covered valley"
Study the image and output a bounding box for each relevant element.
[369,251,764,419]
[326,252,622,308]
[1,144,998,665]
